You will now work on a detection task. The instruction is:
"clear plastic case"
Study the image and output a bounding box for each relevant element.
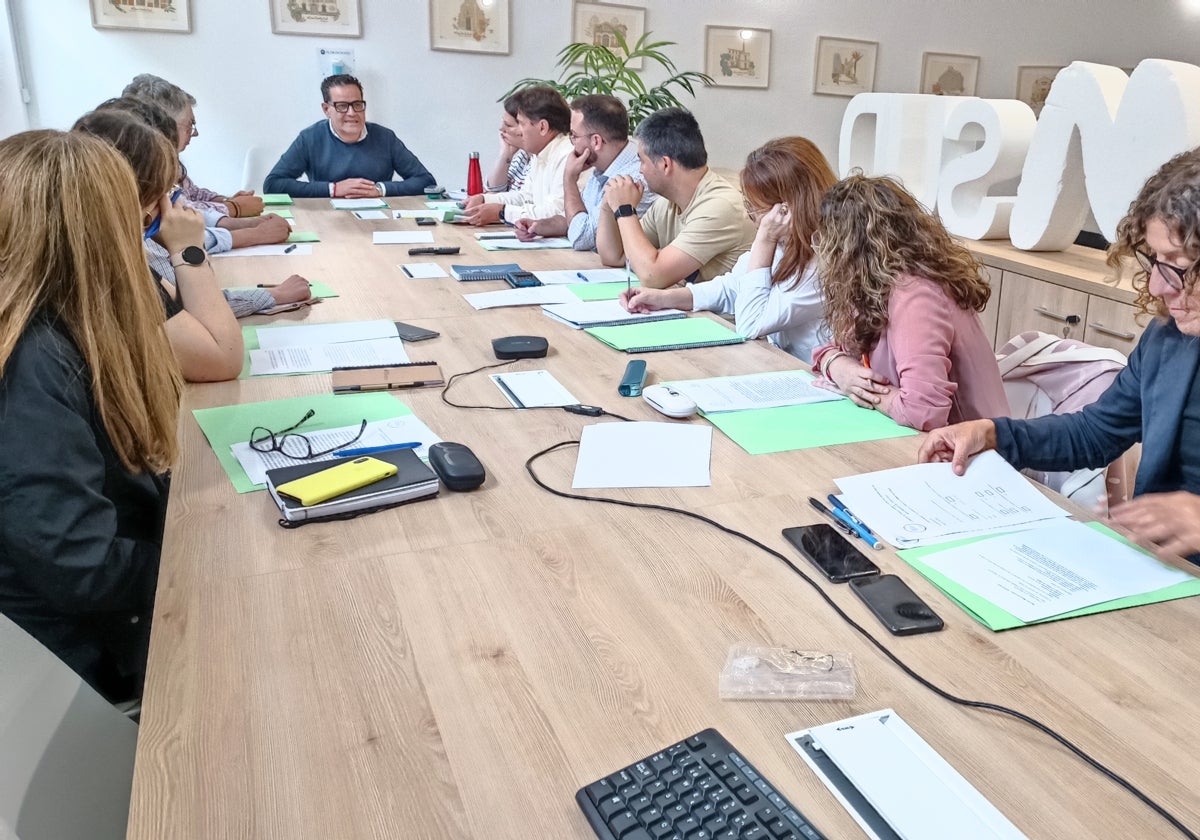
[718,645,856,701]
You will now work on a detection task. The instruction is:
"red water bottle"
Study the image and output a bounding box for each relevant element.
[467,151,483,196]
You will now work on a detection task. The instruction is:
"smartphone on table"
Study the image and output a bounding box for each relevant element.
[275,456,397,506]
[782,524,880,583]
[850,575,944,636]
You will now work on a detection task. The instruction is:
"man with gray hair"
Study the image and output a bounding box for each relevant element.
[122,74,290,252]
[596,107,753,288]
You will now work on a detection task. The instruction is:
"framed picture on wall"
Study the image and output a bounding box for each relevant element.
[920,52,979,96]
[573,2,646,70]
[1016,65,1065,117]
[813,36,878,97]
[270,0,363,38]
[90,0,191,34]
[705,26,771,89]
[430,0,510,54]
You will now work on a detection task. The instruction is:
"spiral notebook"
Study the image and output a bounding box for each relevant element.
[585,318,746,353]
[450,262,522,281]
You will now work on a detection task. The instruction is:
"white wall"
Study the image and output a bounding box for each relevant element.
[11,0,1200,193]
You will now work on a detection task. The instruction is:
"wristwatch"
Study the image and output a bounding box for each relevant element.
[170,245,207,269]
[613,203,635,220]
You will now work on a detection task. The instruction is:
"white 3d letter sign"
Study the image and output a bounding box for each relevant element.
[838,60,1200,251]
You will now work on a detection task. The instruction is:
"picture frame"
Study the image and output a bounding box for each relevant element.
[705,26,771,89]
[813,36,878,97]
[429,0,510,55]
[270,0,362,39]
[1015,65,1065,117]
[920,52,979,97]
[573,2,646,70]
[90,0,191,34]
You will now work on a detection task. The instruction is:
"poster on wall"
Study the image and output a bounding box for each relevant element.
[1016,66,1065,117]
[705,26,771,89]
[270,0,363,38]
[920,52,979,96]
[91,0,191,34]
[813,36,878,97]
[573,2,647,70]
[429,0,510,55]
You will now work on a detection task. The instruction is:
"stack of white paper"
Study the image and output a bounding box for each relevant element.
[464,286,576,310]
[332,198,388,210]
[573,422,712,489]
[256,319,398,349]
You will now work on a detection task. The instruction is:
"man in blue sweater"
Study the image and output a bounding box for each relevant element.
[265,74,435,198]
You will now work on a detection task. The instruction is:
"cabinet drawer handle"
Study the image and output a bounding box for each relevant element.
[1034,306,1082,325]
[1088,322,1136,341]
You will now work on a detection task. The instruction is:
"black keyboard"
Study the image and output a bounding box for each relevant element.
[576,728,826,840]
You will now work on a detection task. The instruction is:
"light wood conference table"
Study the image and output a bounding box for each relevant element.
[127,199,1200,839]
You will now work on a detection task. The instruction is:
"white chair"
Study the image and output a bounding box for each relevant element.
[240,144,278,193]
[0,615,138,840]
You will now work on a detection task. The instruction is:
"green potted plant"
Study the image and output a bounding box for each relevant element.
[502,31,713,132]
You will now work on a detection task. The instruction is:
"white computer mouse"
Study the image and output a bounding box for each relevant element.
[642,384,698,419]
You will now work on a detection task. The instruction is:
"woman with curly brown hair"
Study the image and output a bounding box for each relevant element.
[619,136,835,363]
[920,148,1200,563]
[810,174,1007,431]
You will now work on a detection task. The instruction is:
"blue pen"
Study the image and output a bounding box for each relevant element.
[827,494,883,550]
[334,442,421,457]
[576,271,590,283]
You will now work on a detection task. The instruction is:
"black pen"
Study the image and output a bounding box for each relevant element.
[283,244,297,254]
[807,496,853,536]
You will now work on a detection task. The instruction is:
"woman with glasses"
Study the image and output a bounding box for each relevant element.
[73,107,244,382]
[920,148,1200,563]
[618,136,835,364]
[0,130,182,701]
[810,174,1008,430]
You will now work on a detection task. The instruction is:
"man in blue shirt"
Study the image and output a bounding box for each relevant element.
[265,74,435,198]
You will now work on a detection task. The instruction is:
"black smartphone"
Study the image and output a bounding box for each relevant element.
[393,321,440,342]
[505,271,542,288]
[850,575,944,636]
[782,524,880,583]
[415,217,437,226]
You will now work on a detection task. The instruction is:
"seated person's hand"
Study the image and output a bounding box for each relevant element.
[230,189,255,198]
[564,146,592,181]
[226,194,264,218]
[620,287,664,313]
[256,213,291,244]
[755,203,790,244]
[603,175,644,211]
[1108,491,1200,561]
[513,218,540,241]
[463,202,503,226]
[268,275,312,305]
[464,193,487,210]
[333,177,381,198]
[153,193,205,255]
[917,419,998,476]
[825,354,894,410]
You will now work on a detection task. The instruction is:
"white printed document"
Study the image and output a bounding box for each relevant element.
[211,244,313,258]
[352,209,389,220]
[331,198,388,209]
[230,415,441,487]
[921,520,1194,622]
[490,370,578,408]
[573,422,712,489]
[373,231,435,245]
[248,337,410,376]
[833,451,1069,548]
[256,319,398,350]
[479,237,572,250]
[464,286,575,310]
[535,268,636,285]
[668,370,844,413]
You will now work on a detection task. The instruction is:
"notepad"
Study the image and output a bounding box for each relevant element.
[450,262,522,281]
[401,262,450,279]
[585,318,746,353]
[262,194,293,206]
[542,300,686,329]
[536,268,635,286]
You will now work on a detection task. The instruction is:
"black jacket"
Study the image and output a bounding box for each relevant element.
[0,319,168,701]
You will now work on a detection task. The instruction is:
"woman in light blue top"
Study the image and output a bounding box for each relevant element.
[618,136,836,363]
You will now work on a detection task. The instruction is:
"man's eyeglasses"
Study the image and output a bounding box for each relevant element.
[327,100,367,114]
[569,129,599,142]
[249,409,367,460]
[1133,249,1196,291]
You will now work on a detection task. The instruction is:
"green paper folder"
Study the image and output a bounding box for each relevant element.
[268,207,294,219]
[703,401,918,455]
[585,318,746,353]
[192,392,411,493]
[262,194,293,205]
[898,521,1200,631]
[287,231,320,243]
[568,281,641,302]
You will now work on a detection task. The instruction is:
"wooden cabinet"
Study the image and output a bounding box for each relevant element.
[1083,296,1146,354]
[994,270,1089,345]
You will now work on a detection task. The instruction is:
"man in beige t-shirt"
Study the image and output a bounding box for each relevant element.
[596,108,754,288]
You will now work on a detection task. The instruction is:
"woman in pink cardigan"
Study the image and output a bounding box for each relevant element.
[810,175,1008,431]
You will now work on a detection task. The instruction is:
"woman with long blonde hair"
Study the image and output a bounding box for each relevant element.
[811,174,1008,430]
[0,130,182,701]
[619,136,835,363]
